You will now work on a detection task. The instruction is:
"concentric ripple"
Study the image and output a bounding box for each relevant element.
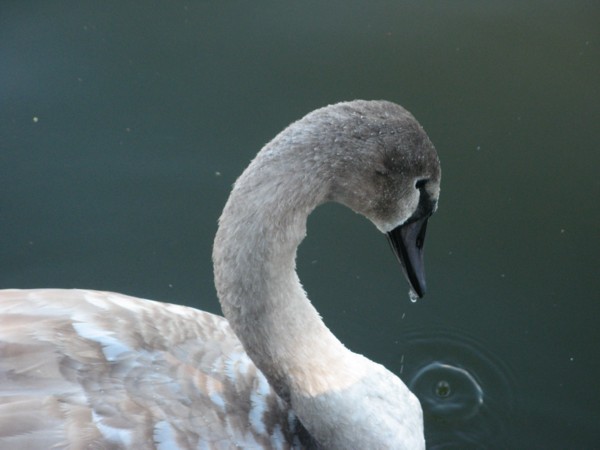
[410,361,484,421]
[396,327,516,448]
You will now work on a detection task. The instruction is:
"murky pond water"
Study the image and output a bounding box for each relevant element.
[1,1,598,447]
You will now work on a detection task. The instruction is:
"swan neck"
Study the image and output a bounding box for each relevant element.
[213,150,353,401]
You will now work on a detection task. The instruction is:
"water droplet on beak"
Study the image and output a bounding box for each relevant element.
[409,289,419,303]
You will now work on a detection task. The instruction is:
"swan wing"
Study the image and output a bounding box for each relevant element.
[0,289,300,449]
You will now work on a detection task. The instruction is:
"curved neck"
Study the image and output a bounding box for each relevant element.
[213,146,361,402]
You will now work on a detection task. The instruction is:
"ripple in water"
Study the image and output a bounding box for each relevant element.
[397,327,516,448]
[411,362,483,421]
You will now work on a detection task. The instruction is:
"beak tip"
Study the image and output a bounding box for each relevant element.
[387,216,430,301]
[412,280,426,299]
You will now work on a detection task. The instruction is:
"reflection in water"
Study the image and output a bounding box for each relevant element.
[398,327,515,448]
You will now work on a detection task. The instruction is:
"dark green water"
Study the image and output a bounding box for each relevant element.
[1,1,598,447]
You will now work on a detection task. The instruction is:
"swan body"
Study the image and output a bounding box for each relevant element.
[0,100,441,449]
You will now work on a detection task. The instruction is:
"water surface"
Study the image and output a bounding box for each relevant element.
[1,1,598,447]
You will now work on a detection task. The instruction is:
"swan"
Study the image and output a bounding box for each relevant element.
[0,100,441,449]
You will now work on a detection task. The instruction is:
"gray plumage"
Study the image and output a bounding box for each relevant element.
[0,100,441,449]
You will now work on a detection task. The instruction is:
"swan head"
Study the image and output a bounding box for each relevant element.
[220,100,440,298]
[312,100,441,297]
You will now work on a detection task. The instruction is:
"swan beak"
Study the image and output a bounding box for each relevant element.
[386,216,429,298]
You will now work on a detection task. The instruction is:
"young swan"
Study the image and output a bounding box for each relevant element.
[0,100,440,449]
[214,100,440,449]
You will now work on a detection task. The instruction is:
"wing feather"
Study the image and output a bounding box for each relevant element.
[0,289,302,449]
